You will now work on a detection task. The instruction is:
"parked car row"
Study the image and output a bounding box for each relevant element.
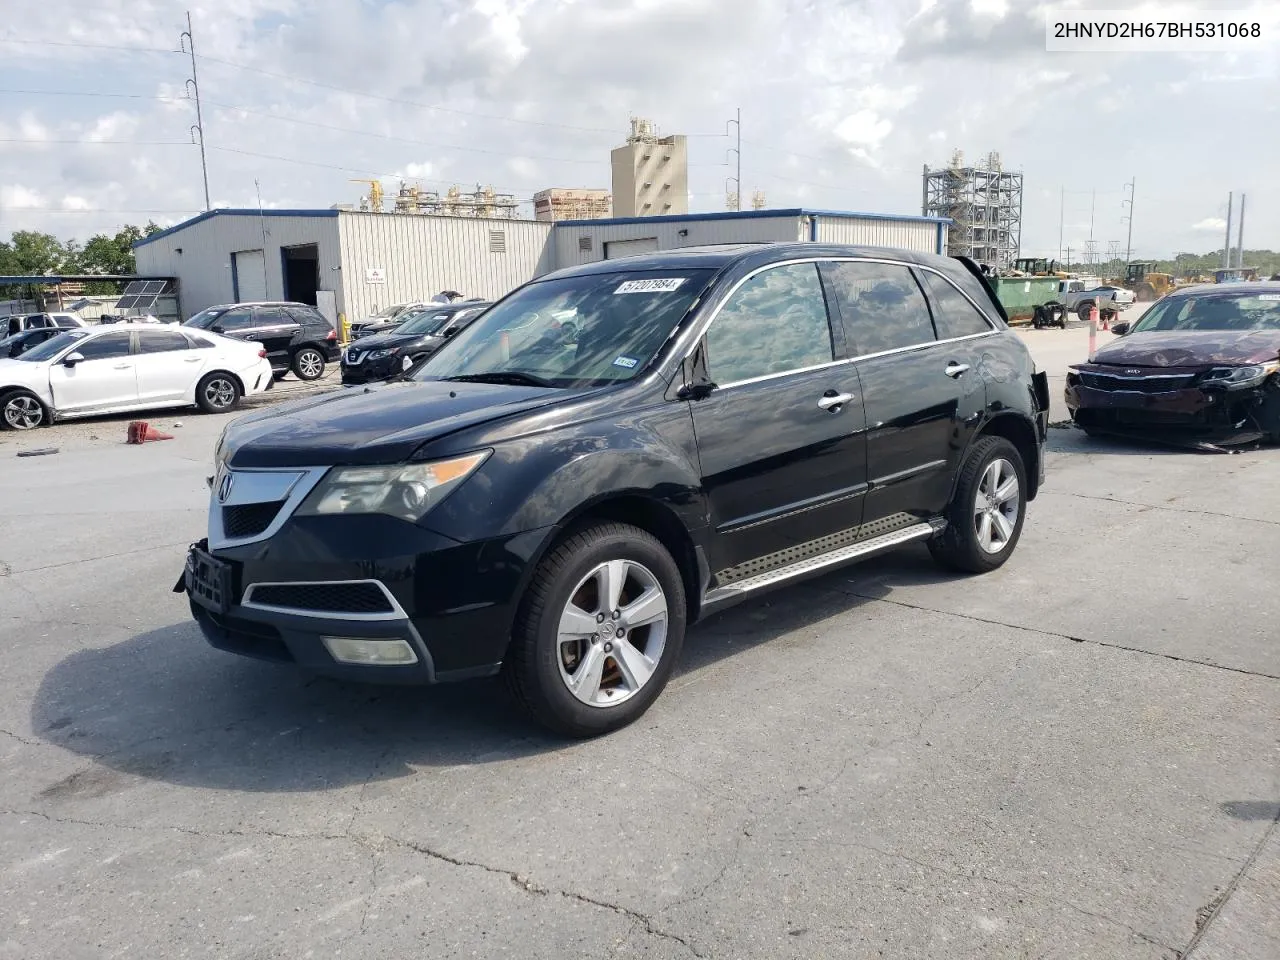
[341,301,491,384]
[179,242,1050,737]
[4,312,88,337]
[184,301,341,381]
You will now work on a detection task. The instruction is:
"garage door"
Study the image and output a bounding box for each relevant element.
[233,249,267,302]
[603,237,660,260]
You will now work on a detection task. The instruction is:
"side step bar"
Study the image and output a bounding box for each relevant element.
[702,520,941,609]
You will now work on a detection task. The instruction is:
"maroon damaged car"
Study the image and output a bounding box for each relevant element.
[1066,283,1280,444]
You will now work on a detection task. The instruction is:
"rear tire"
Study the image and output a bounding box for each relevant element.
[928,436,1027,574]
[504,522,687,738]
[0,390,47,430]
[1077,302,1094,321]
[196,372,242,414]
[292,347,326,381]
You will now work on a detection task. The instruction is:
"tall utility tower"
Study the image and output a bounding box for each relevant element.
[922,150,1023,272]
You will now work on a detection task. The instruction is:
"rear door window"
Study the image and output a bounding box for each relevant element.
[137,329,192,354]
[704,262,835,385]
[255,307,293,327]
[822,261,934,355]
[918,270,994,340]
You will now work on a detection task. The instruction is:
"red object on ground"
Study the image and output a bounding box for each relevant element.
[127,421,175,444]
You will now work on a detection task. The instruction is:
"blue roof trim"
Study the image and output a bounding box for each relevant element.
[132,208,339,249]
[554,208,951,229]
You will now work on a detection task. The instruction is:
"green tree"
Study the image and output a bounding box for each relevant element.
[7,230,72,275]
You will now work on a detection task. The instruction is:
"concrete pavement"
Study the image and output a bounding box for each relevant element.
[1,328,1276,959]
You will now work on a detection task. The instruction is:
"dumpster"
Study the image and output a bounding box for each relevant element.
[991,275,1064,326]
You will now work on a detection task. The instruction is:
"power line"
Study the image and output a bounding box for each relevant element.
[0,138,191,145]
[0,37,179,55]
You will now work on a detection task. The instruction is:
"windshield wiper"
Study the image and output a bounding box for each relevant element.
[444,371,556,388]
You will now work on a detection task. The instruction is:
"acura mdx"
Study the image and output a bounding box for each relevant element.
[181,244,1049,736]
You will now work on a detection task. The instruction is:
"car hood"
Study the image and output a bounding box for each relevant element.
[1092,330,1280,367]
[221,378,583,468]
[348,331,427,352]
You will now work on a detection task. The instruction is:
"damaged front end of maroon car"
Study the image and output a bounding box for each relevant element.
[1064,286,1280,446]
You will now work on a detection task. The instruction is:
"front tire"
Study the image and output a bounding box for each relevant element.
[196,372,242,414]
[928,436,1027,574]
[292,347,326,381]
[504,522,687,738]
[0,390,47,430]
[1077,302,1094,321]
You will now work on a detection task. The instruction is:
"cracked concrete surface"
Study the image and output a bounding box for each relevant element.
[2,328,1278,959]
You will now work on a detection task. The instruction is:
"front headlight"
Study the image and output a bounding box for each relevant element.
[366,348,397,360]
[1200,362,1278,389]
[296,452,490,522]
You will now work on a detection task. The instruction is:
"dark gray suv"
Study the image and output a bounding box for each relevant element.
[184,301,340,380]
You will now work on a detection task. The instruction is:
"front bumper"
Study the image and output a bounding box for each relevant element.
[341,352,415,384]
[1065,370,1269,442]
[182,514,554,685]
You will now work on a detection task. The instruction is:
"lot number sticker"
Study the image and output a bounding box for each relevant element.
[614,278,686,294]
[612,356,639,368]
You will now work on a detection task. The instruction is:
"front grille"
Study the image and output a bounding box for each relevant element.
[1079,371,1196,394]
[223,501,284,538]
[346,348,364,364]
[248,582,395,615]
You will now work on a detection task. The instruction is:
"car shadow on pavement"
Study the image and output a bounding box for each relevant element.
[1047,426,1274,458]
[28,564,920,795]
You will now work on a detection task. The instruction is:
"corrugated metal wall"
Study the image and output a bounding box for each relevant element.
[133,214,342,320]
[337,213,553,321]
[545,215,805,275]
[813,216,943,254]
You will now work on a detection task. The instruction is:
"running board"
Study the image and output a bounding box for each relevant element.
[703,521,941,607]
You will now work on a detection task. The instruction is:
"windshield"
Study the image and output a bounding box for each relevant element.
[16,329,86,362]
[1131,292,1280,333]
[370,303,410,321]
[395,309,460,336]
[185,307,226,329]
[416,270,714,388]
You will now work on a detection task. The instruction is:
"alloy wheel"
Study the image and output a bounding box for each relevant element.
[556,559,669,707]
[3,395,42,430]
[298,351,323,378]
[973,457,1020,554]
[204,377,236,409]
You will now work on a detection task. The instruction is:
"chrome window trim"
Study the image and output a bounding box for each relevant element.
[679,255,1002,393]
[242,579,408,622]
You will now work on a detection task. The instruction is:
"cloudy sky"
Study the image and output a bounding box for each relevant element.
[1,0,1276,259]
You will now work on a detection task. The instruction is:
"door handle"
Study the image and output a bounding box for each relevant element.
[817,391,855,411]
[944,362,970,378]
[184,357,202,362]
[112,363,132,370]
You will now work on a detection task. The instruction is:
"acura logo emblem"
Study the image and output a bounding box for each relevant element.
[216,471,234,503]
[1124,369,1142,375]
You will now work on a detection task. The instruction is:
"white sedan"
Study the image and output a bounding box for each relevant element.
[0,323,274,431]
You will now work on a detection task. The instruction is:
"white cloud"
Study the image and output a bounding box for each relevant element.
[2,185,46,209]
[0,0,1273,257]
[1192,217,1228,232]
[60,195,93,210]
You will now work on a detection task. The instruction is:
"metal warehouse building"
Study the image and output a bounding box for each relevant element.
[134,207,947,324]
[547,209,948,269]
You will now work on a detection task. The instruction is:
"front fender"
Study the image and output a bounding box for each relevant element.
[422,400,706,543]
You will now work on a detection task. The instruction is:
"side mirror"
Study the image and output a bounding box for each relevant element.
[442,327,457,337]
[63,351,86,367]
[210,325,224,334]
[1111,321,1130,336]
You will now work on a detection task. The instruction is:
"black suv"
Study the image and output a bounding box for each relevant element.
[181,244,1049,737]
[184,301,340,380]
[342,301,492,384]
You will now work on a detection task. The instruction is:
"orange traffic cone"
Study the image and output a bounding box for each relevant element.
[127,420,175,444]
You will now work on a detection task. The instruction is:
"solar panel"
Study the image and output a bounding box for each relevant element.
[122,280,146,296]
[116,296,140,309]
[142,280,166,295]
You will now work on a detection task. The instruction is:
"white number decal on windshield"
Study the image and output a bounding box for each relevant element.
[614,278,687,294]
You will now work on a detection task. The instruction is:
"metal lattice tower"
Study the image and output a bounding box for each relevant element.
[922,151,1023,272]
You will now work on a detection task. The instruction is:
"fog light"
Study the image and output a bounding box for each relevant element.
[321,636,418,665]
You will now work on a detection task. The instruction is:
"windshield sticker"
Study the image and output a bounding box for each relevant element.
[1259,294,1280,301]
[614,278,686,294]
[612,356,639,369]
